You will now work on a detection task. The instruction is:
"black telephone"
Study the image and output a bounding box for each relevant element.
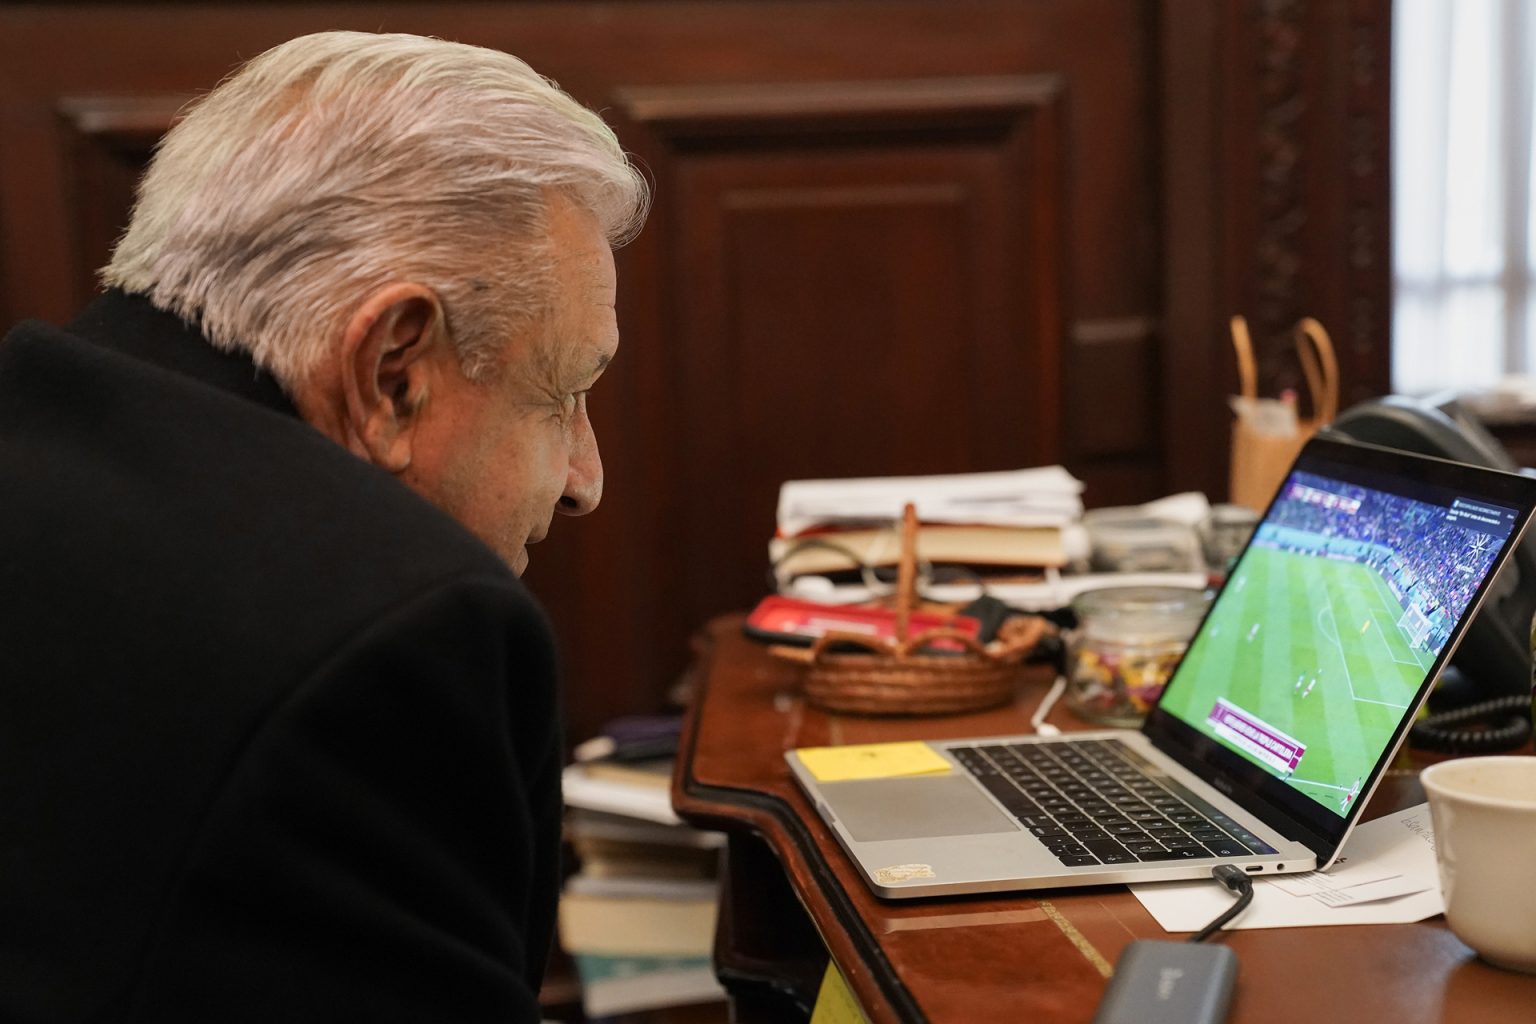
[1323,395,1535,751]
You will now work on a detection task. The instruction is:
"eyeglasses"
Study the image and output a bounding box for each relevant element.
[767,531,993,605]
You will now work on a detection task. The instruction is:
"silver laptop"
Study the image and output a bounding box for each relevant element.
[788,436,1536,898]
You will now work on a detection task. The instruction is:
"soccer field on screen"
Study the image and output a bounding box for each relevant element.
[1168,544,1432,813]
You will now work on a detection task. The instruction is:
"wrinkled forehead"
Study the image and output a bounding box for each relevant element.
[552,192,615,271]
[514,198,617,376]
[554,242,616,305]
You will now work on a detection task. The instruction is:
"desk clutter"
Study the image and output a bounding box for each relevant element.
[767,466,1235,608]
[1128,802,1444,932]
[664,441,1536,1024]
[759,441,1536,910]
[758,467,1240,720]
[557,716,726,1018]
[766,503,1050,715]
[770,465,1085,594]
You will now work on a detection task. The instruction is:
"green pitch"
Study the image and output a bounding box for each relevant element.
[1162,544,1432,816]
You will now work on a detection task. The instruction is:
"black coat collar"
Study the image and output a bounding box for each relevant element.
[67,289,298,418]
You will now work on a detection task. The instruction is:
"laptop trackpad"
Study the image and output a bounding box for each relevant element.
[819,775,1018,842]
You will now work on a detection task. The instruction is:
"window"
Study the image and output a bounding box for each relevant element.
[1393,0,1536,396]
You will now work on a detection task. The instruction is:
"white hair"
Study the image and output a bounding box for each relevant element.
[103,31,649,382]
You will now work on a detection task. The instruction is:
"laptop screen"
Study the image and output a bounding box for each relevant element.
[1147,437,1536,853]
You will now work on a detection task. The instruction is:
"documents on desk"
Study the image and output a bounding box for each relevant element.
[775,466,1085,537]
[767,466,1224,609]
[1130,802,1443,931]
[771,466,1087,584]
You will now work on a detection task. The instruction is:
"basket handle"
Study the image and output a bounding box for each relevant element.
[805,630,890,665]
[894,502,919,642]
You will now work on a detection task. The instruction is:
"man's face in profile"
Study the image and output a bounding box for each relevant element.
[403,194,617,574]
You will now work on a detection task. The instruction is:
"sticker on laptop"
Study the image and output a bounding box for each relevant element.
[874,863,937,885]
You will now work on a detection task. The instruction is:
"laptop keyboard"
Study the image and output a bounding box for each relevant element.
[950,738,1277,867]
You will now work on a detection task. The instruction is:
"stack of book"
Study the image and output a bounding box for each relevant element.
[769,466,1086,584]
[558,756,726,1018]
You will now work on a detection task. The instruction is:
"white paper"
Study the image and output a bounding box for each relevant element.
[1139,491,1213,528]
[1265,860,1431,907]
[1267,867,1395,899]
[1309,875,1431,908]
[1129,802,1444,931]
[776,466,1085,537]
[1228,395,1300,437]
[561,764,681,826]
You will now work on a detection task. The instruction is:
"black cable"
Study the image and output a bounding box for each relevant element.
[1188,864,1254,943]
[1409,693,1532,753]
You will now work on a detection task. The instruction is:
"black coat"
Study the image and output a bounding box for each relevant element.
[0,290,562,1022]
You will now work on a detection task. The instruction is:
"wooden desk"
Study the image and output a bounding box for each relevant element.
[671,616,1536,1023]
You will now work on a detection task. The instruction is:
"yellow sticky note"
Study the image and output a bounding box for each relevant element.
[796,741,952,782]
[810,961,868,1024]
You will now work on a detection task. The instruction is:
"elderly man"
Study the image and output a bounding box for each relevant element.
[0,32,647,1023]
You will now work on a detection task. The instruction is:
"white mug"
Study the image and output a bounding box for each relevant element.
[1420,756,1536,973]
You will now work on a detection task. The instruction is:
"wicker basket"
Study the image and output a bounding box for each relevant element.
[774,503,1044,715]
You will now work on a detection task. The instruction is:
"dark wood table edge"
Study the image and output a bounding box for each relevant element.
[671,619,925,1023]
[665,617,1536,1024]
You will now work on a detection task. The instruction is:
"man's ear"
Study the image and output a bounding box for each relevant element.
[338,283,449,472]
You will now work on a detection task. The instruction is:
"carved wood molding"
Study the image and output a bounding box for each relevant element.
[1343,2,1391,404]
[614,74,1064,140]
[56,94,188,143]
[1252,0,1307,384]
[1248,0,1390,405]
[1070,316,1158,346]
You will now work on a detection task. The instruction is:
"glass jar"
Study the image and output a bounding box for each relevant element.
[1064,585,1212,727]
[1197,503,1260,576]
[1082,507,1200,573]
